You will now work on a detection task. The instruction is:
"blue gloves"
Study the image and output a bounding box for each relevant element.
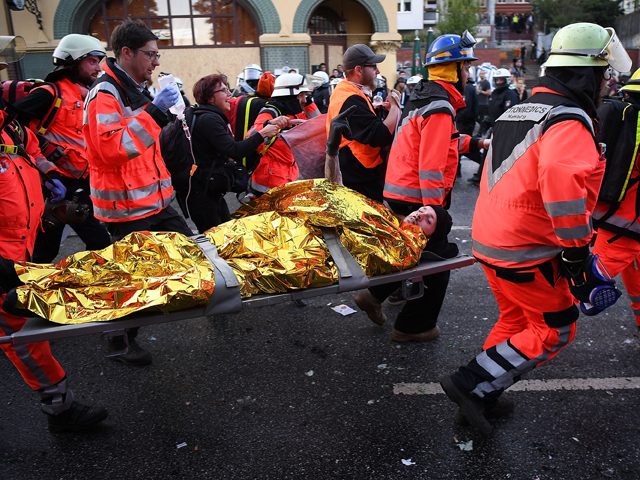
[45,178,67,203]
[152,86,180,113]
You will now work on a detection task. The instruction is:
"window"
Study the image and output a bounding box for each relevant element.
[307,7,340,35]
[87,0,258,48]
[397,0,413,11]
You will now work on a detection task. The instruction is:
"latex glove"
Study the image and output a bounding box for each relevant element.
[152,86,180,113]
[305,93,314,106]
[326,105,356,156]
[45,178,67,203]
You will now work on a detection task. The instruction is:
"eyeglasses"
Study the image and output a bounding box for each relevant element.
[138,49,161,61]
[213,86,232,95]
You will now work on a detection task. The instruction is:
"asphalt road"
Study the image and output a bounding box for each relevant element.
[2,159,640,479]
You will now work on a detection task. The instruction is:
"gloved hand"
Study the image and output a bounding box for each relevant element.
[560,247,621,312]
[152,86,180,113]
[45,178,67,203]
[305,93,314,107]
[326,105,356,156]
[0,255,23,294]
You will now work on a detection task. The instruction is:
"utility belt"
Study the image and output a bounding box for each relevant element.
[475,256,557,287]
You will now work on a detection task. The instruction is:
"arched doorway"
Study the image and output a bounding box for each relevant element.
[307,6,346,73]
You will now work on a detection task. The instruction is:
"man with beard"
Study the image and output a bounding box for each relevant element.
[354,31,488,342]
[326,44,402,203]
[248,72,319,195]
[14,34,112,263]
[440,23,631,436]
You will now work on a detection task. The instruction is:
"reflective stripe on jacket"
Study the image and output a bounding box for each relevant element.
[30,77,88,179]
[83,59,172,223]
[472,87,604,269]
[326,80,382,168]
[0,117,44,261]
[383,81,471,207]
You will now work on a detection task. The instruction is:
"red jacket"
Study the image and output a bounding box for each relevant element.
[472,87,604,269]
[83,59,173,222]
[383,81,476,208]
[0,113,45,262]
[248,101,318,193]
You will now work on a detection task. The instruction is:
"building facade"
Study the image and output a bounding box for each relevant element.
[1,0,402,96]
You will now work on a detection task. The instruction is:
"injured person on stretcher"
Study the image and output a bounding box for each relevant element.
[7,179,454,325]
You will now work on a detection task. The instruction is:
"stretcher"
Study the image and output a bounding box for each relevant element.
[0,231,474,347]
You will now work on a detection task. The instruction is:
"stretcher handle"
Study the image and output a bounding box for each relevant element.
[402,276,425,301]
[320,227,370,292]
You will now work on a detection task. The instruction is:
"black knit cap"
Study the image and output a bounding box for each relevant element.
[428,205,453,242]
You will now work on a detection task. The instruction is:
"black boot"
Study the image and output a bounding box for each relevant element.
[47,401,108,433]
[440,376,492,436]
[109,338,152,366]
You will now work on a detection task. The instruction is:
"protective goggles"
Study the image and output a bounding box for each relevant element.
[551,28,632,73]
[425,30,477,60]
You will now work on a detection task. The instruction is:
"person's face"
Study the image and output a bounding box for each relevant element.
[296,91,307,108]
[357,63,378,91]
[460,61,471,87]
[404,206,437,237]
[517,78,525,89]
[320,64,326,72]
[516,60,522,67]
[479,70,486,80]
[332,69,339,77]
[128,40,160,84]
[210,82,232,112]
[76,54,103,87]
[337,64,343,72]
[399,71,406,78]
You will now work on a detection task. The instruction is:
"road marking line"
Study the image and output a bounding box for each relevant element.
[394,377,640,395]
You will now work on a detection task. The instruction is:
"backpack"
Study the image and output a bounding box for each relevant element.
[2,80,63,135]
[159,106,200,191]
[596,98,640,204]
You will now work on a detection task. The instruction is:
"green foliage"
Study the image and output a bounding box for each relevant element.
[436,0,482,36]
[530,0,624,34]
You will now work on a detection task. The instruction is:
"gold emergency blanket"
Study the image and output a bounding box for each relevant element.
[15,179,426,324]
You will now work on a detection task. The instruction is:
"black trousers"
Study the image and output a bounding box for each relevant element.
[371,199,451,334]
[106,205,193,242]
[32,177,112,263]
[179,185,231,234]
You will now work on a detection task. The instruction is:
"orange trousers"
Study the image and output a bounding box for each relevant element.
[0,293,65,391]
[452,261,578,400]
[593,230,640,326]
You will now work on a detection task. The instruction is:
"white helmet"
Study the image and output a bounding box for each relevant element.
[329,77,343,94]
[313,70,329,84]
[52,34,106,70]
[407,75,421,85]
[493,68,510,79]
[272,73,312,97]
[244,64,262,81]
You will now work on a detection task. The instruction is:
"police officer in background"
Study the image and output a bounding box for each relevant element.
[14,34,112,263]
[0,36,108,433]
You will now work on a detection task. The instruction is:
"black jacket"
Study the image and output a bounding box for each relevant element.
[457,81,478,123]
[488,85,519,126]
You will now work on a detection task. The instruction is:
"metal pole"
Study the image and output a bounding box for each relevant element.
[487,0,496,48]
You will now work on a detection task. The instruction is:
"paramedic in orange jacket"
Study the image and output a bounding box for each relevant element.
[440,23,631,436]
[592,70,640,327]
[0,35,108,434]
[248,73,319,195]
[326,44,402,203]
[83,21,193,366]
[15,34,111,263]
[354,31,487,343]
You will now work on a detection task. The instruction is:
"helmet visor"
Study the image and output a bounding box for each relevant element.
[244,67,262,81]
[459,30,477,49]
[0,36,26,68]
[602,28,632,73]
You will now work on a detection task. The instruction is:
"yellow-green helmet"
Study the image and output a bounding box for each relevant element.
[546,23,632,73]
[621,68,640,93]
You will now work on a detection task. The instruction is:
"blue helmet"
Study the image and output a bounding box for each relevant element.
[424,30,478,66]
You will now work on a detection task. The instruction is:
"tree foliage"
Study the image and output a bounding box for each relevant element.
[436,0,482,36]
[530,0,624,33]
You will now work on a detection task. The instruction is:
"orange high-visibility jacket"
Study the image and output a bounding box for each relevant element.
[326,80,382,169]
[383,81,476,208]
[29,77,89,179]
[472,87,605,269]
[248,101,318,193]
[83,59,172,222]
[0,115,45,261]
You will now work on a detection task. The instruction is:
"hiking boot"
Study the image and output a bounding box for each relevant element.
[47,401,108,433]
[109,339,152,366]
[354,290,387,326]
[467,174,480,186]
[440,376,492,436]
[454,393,514,425]
[387,287,406,306]
[392,326,440,342]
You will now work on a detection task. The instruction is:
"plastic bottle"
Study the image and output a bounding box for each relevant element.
[157,73,185,119]
[372,92,384,107]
